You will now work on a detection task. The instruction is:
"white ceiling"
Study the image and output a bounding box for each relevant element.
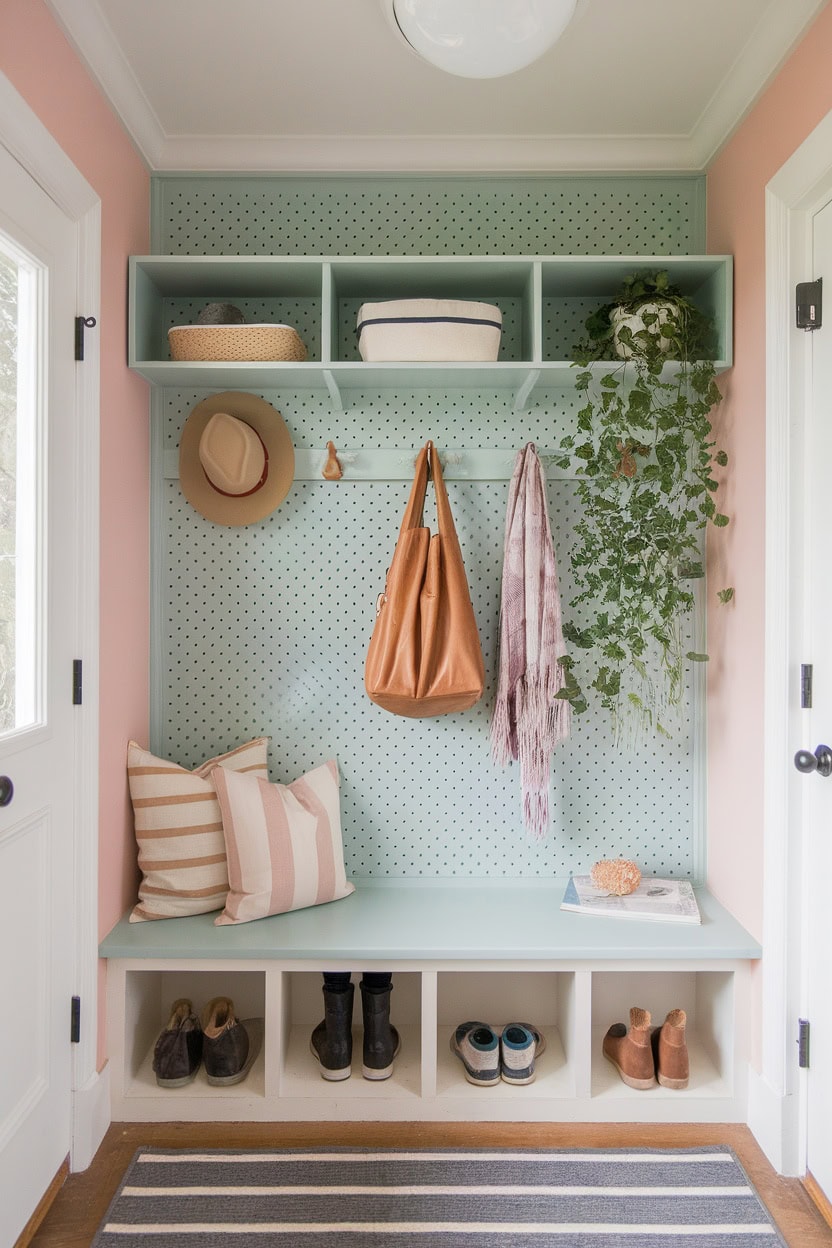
[47,0,828,173]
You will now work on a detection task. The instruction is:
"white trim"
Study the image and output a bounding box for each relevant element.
[0,70,105,1167]
[746,1067,800,1178]
[146,132,700,175]
[688,0,825,169]
[762,106,832,1176]
[44,0,825,174]
[45,0,156,169]
[70,1062,109,1173]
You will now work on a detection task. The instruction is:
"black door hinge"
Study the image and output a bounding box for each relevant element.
[801,663,813,709]
[798,1018,810,1069]
[796,279,822,331]
[72,659,83,705]
[70,996,81,1044]
[74,315,97,361]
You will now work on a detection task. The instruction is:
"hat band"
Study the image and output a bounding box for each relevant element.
[203,428,269,498]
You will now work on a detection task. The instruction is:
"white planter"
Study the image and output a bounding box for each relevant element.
[611,300,676,360]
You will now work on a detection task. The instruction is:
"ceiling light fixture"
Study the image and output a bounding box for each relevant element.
[385,0,578,79]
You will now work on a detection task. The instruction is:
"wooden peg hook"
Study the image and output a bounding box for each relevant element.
[323,440,343,480]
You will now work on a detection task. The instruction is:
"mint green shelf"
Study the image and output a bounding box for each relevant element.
[100,878,760,964]
[129,254,733,411]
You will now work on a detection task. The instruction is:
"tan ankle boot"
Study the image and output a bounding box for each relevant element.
[602,1006,656,1089]
[652,1008,689,1089]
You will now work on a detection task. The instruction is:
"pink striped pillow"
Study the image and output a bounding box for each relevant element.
[127,738,270,921]
[213,759,354,925]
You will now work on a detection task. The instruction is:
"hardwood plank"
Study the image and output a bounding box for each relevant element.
[28,1123,832,1248]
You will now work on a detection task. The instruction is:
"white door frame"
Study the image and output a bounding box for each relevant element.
[0,71,103,1172]
[754,106,832,1177]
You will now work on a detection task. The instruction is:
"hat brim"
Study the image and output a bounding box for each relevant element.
[179,391,294,525]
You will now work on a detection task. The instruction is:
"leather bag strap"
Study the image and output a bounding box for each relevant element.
[398,440,459,542]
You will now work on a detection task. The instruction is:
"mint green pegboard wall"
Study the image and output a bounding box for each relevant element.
[150,173,706,880]
[152,174,705,255]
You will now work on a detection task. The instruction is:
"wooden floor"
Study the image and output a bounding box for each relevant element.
[26,1121,832,1248]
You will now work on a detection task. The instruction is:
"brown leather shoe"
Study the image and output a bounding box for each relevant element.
[602,1006,656,1089]
[651,1008,689,1089]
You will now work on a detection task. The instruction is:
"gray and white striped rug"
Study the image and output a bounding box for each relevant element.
[92,1146,787,1246]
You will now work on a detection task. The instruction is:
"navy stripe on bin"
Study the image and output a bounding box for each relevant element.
[356,314,502,335]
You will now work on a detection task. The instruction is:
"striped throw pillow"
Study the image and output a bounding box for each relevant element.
[213,759,354,925]
[127,738,269,922]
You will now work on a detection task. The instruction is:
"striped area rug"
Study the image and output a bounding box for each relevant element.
[92,1146,787,1246]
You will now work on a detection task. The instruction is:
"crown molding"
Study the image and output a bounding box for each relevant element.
[687,0,827,168]
[46,0,161,168]
[46,0,827,175]
[148,132,700,174]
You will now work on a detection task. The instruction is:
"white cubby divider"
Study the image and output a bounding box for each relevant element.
[101,880,759,1125]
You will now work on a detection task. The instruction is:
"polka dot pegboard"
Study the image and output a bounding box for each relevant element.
[151,175,706,880]
[153,175,705,257]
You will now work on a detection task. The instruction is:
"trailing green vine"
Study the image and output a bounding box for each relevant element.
[552,271,732,735]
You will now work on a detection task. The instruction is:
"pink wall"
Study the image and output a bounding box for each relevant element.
[706,6,832,1055]
[0,1,150,1063]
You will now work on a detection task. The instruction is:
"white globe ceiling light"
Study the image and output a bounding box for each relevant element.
[387,0,578,79]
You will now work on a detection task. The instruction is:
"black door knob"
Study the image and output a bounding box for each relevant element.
[794,745,832,777]
[0,776,13,806]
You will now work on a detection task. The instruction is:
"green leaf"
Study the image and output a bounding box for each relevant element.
[686,651,710,662]
[717,587,735,604]
[713,513,729,527]
[715,450,728,466]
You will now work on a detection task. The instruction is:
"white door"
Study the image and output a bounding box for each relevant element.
[800,194,832,1202]
[0,143,79,1244]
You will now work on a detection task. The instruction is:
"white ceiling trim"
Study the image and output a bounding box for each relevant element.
[149,133,701,175]
[46,0,161,169]
[686,0,827,168]
[46,0,827,176]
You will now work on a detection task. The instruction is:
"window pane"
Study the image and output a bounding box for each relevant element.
[0,236,40,735]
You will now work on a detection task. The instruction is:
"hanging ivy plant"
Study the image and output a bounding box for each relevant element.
[552,270,732,735]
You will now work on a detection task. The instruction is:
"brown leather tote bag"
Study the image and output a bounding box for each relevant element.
[365,440,485,717]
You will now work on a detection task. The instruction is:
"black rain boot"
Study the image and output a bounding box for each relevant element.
[360,981,401,1080]
[310,982,354,1080]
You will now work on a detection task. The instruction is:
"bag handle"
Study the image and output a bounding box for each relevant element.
[398,440,459,542]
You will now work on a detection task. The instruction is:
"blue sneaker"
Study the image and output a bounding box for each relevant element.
[500,1021,545,1085]
[450,1021,500,1087]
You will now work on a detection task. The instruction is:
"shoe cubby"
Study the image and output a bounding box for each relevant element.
[590,968,736,1104]
[278,970,422,1101]
[117,966,268,1103]
[434,970,577,1101]
[102,882,757,1123]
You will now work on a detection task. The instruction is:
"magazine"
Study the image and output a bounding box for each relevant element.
[561,875,701,925]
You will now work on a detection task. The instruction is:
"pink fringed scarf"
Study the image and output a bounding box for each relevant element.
[490,443,570,839]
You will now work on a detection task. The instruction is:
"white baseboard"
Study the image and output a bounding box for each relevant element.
[747,1066,801,1177]
[71,1062,111,1173]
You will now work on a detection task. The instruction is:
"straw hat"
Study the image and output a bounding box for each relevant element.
[179,392,294,525]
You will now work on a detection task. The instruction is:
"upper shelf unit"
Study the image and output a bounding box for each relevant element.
[128,254,733,410]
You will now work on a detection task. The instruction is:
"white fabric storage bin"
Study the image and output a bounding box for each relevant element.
[356,298,502,362]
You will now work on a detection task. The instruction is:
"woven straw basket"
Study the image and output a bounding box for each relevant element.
[168,324,308,362]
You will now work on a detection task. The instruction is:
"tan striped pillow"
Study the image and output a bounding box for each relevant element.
[213,759,354,925]
[127,738,269,922]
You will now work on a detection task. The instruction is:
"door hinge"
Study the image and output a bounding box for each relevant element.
[72,659,83,705]
[796,279,822,331]
[74,315,97,361]
[70,996,81,1044]
[801,663,813,709]
[798,1018,810,1069]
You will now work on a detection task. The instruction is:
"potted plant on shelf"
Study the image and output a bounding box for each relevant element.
[552,269,733,736]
